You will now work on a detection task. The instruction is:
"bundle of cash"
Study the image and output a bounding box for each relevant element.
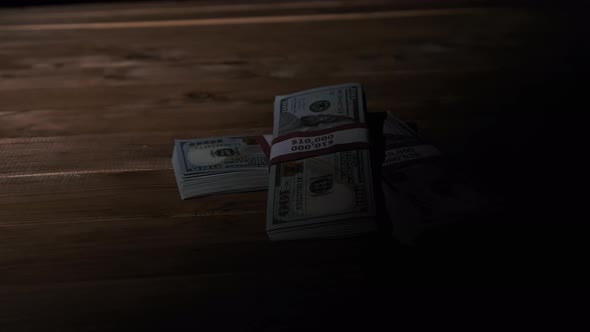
[380,112,486,244]
[172,136,272,199]
[266,83,377,241]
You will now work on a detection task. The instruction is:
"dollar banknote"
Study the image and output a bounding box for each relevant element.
[172,136,270,199]
[266,83,377,240]
[380,112,487,244]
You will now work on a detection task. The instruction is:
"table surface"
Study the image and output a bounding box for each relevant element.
[0,1,575,330]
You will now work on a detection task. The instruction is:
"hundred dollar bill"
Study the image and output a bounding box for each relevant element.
[266,83,377,240]
[380,112,487,244]
[172,136,270,199]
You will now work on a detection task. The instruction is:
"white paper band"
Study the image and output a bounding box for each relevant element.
[269,127,369,163]
[383,144,441,166]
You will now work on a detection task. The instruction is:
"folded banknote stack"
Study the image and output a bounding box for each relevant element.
[265,83,377,241]
[172,136,271,199]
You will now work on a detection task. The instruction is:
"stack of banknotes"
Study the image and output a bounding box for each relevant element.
[380,112,486,244]
[172,83,485,242]
[172,136,271,199]
[265,83,377,240]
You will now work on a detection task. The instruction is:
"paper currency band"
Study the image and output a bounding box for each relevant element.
[256,135,273,161]
[382,144,441,167]
[268,123,369,165]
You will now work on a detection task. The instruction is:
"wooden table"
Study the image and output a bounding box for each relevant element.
[0,1,577,330]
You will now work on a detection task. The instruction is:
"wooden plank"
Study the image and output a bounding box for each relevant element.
[0,10,531,74]
[0,8,543,140]
[0,169,370,287]
[0,74,484,138]
[0,8,496,31]
[0,133,176,177]
[0,169,269,224]
[0,1,503,25]
[0,265,373,331]
[0,212,370,284]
